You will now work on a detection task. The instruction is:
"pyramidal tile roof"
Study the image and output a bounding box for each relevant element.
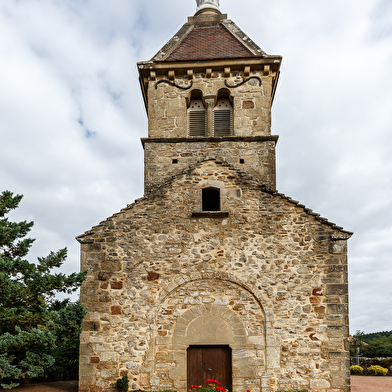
[150,10,270,63]
[165,24,254,61]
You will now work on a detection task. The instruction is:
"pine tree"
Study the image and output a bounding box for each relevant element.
[0,191,87,389]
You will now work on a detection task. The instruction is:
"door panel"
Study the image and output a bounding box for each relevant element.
[187,346,232,391]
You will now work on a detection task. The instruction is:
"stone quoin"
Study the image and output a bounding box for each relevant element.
[77,1,352,392]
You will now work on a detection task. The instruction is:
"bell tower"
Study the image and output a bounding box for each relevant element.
[138,1,282,193]
[78,3,352,392]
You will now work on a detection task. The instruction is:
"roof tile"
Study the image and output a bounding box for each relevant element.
[164,24,255,61]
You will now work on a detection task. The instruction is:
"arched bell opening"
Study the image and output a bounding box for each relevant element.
[213,89,233,137]
[187,89,206,137]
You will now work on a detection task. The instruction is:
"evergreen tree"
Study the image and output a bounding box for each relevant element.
[0,191,86,389]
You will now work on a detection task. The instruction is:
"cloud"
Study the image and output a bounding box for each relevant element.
[1,0,392,334]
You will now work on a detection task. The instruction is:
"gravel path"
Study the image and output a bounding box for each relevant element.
[350,376,392,392]
[1,380,78,392]
[3,377,392,391]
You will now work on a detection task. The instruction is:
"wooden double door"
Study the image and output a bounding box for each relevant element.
[187,345,232,391]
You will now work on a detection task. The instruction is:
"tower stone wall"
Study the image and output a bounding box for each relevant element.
[147,70,273,139]
[143,69,277,193]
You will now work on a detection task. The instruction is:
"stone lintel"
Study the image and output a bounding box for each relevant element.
[191,211,229,218]
[141,135,279,148]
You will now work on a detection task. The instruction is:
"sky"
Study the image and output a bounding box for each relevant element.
[1,0,392,335]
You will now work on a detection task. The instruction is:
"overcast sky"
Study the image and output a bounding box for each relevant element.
[1,0,391,335]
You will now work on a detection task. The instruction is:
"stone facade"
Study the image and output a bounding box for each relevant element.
[78,5,352,392]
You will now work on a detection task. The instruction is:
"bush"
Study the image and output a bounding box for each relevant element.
[367,365,388,376]
[376,359,392,369]
[350,365,364,375]
[116,375,129,391]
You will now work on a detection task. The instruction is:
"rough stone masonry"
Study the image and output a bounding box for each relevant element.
[78,3,352,392]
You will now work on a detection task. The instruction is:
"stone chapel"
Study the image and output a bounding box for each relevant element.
[77,1,352,392]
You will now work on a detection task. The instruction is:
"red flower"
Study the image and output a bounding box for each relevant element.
[205,379,221,385]
[216,387,226,392]
[188,386,200,390]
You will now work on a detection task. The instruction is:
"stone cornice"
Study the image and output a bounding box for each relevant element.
[138,57,282,112]
[141,135,279,148]
[138,57,282,73]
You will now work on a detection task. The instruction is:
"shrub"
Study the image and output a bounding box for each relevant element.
[367,365,388,376]
[116,375,129,391]
[376,359,392,369]
[350,365,364,375]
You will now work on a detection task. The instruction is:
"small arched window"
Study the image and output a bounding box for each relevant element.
[202,188,220,211]
[188,99,206,137]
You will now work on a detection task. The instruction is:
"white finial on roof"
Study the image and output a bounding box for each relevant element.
[196,0,220,12]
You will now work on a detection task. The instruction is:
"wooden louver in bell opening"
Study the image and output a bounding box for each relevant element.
[188,100,206,137]
[213,99,233,137]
